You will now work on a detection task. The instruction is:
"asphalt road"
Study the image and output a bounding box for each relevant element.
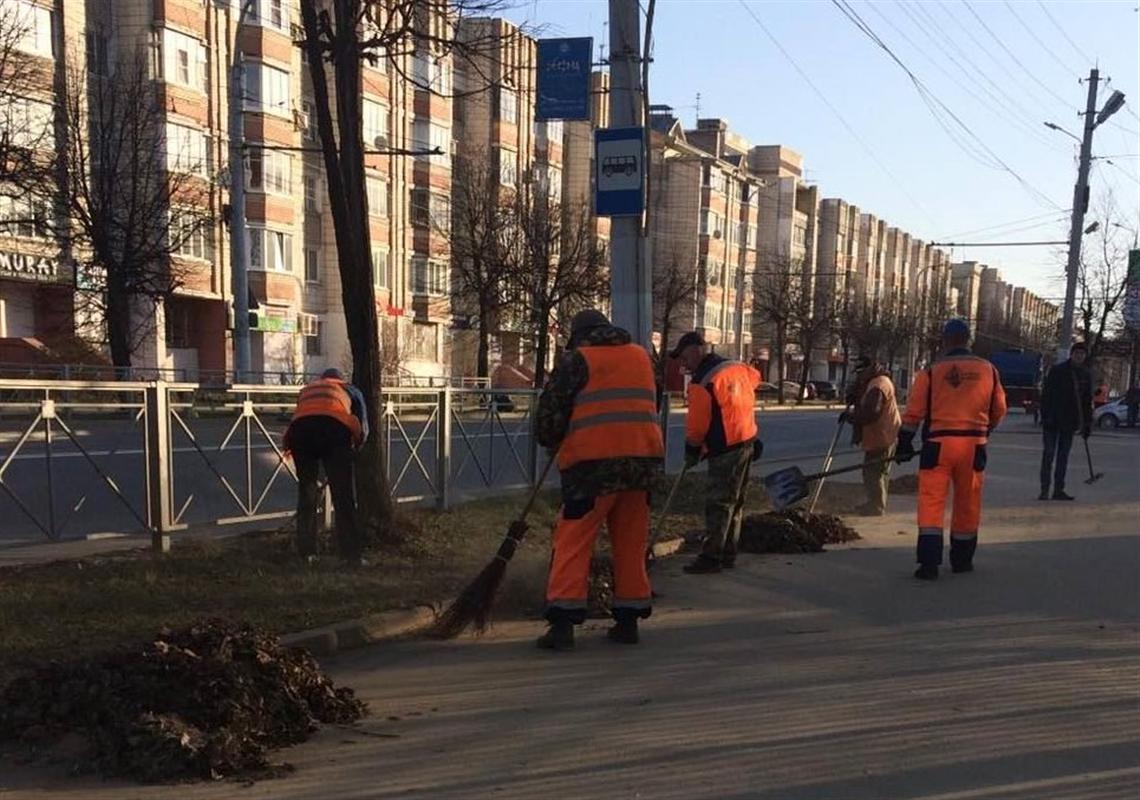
[5,421,1137,799]
[0,406,861,545]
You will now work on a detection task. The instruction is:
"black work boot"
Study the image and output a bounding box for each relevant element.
[951,561,974,574]
[606,619,639,644]
[914,564,939,581]
[536,621,575,651]
[1052,489,1075,501]
[683,555,723,574]
[1037,488,1050,501]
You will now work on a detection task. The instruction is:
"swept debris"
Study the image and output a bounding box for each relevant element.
[738,510,860,554]
[0,620,366,783]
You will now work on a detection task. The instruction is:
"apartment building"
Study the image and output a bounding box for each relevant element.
[856,213,887,309]
[561,71,611,267]
[647,112,761,358]
[951,261,985,325]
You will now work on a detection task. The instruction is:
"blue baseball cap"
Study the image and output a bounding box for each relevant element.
[942,318,970,338]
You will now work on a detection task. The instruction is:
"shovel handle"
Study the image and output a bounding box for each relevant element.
[517,452,559,524]
[801,454,895,483]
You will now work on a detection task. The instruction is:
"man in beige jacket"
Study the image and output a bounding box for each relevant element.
[848,357,901,516]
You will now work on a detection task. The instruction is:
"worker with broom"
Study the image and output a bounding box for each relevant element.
[895,319,1007,580]
[671,332,762,574]
[534,309,664,651]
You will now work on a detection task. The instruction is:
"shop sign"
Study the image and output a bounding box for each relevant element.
[0,251,62,283]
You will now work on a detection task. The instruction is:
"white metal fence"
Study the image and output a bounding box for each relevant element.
[0,380,543,549]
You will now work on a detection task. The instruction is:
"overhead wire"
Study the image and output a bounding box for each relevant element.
[937,210,1071,239]
[1001,0,1081,80]
[831,0,1064,210]
[734,0,936,223]
[1033,0,1091,74]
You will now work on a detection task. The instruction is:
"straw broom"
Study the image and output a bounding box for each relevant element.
[432,454,559,639]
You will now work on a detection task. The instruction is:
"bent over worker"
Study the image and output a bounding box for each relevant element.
[896,320,1006,580]
[534,309,664,651]
[671,332,762,574]
[283,368,368,564]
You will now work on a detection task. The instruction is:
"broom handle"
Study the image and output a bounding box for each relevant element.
[1084,436,1095,476]
[653,467,687,528]
[517,451,559,524]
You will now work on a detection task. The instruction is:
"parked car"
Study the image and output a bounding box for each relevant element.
[809,380,839,401]
[1094,397,1127,428]
[756,381,806,402]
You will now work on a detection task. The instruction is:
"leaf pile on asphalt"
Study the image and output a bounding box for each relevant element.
[738,509,861,554]
[587,555,614,618]
[0,619,366,783]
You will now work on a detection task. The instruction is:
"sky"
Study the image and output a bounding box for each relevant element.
[505,0,1140,301]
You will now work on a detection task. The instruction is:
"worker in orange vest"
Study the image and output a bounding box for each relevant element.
[1093,379,1109,408]
[283,368,368,564]
[896,320,1007,580]
[534,309,665,650]
[671,332,762,574]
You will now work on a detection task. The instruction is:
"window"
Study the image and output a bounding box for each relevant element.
[301,100,317,142]
[165,122,208,175]
[304,174,321,212]
[163,29,206,91]
[371,246,389,288]
[1,96,54,149]
[366,175,388,216]
[499,150,517,187]
[412,120,450,160]
[0,191,49,238]
[362,99,388,147]
[700,209,723,236]
[243,62,290,116]
[542,119,564,143]
[173,220,213,261]
[413,52,451,94]
[411,257,447,296]
[411,189,449,231]
[748,224,758,249]
[499,87,518,123]
[6,0,53,58]
[86,30,108,75]
[305,319,323,356]
[246,147,291,194]
[304,247,320,283]
[794,225,807,246]
[407,322,438,360]
[249,0,288,31]
[247,227,292,272]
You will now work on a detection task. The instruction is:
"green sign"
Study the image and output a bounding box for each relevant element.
[251,313,296,333]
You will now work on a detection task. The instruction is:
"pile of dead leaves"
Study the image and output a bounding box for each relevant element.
[0,620,366,783]
[738,509,861,554]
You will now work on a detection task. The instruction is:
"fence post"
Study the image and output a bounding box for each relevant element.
[145,381,173,553]
[436,388,452,510]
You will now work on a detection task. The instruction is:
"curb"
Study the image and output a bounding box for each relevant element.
[280,536,688,656]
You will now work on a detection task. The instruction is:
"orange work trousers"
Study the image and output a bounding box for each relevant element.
[544,490,652,624]
[916,436,987,568]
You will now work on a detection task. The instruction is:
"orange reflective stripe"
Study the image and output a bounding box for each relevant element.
[567,410,659,433]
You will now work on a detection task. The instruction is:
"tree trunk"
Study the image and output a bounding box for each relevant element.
[533,314,550,389]
[798,355,813,406]
[775,326,786,404]
[105,281,133,373]
[476,306,491,379]
[301,0,393,541]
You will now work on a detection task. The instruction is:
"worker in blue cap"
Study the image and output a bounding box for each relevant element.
[896,319,1007,580]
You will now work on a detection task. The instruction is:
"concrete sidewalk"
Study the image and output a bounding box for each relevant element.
[3,425,1137,798]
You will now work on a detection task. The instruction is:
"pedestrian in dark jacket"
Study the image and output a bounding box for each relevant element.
[1038,342,1092,501]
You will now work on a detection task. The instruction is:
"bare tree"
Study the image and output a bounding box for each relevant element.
[1076,191,1133,363]
[0,3,53,227]
[652,253,697,387]
[789,271,833,405]
[446,150,512,378]
[507,188,608,388]
[46,47,214,369]
[752,256,799,403]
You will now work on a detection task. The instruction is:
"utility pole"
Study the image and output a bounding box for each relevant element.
[228,1,252,382]
[1057,69,1100,361]
[607,0,650,346]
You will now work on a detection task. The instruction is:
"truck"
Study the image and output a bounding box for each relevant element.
[989,350,1044,416]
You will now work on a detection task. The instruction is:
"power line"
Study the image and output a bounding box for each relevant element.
[1033,0,1091,73]
[734,0,935,222]
[1001,0,1080,79]
[938,210,1070,239]
[961,0,1077,113]
[831,0,1064,210]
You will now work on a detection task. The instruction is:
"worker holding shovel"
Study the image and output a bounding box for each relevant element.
[534,310,664,651]
[671,332,763,575]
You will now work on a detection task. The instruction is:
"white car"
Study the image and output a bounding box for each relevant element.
[1093,397,1128,428]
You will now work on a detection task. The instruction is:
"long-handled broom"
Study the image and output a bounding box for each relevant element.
[432,453,559,639]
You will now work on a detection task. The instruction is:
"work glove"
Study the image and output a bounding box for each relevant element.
[838,410,852,425]
[895,430,917,463]
[683,446,701,470]
[751,439,764,462]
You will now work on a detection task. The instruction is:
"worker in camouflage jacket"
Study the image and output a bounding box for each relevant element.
[533,309,665,651]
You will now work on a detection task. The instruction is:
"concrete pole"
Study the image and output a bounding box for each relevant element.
[229,2,252,382]
[1057,69,1100,362]
[607,0,650,346]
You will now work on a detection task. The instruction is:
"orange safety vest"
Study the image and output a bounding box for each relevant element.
[902,354,1007,439]
[1094,384,1108,406]
[557,344,664,470]
[290,378,364,445]
[686,359,760,454]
